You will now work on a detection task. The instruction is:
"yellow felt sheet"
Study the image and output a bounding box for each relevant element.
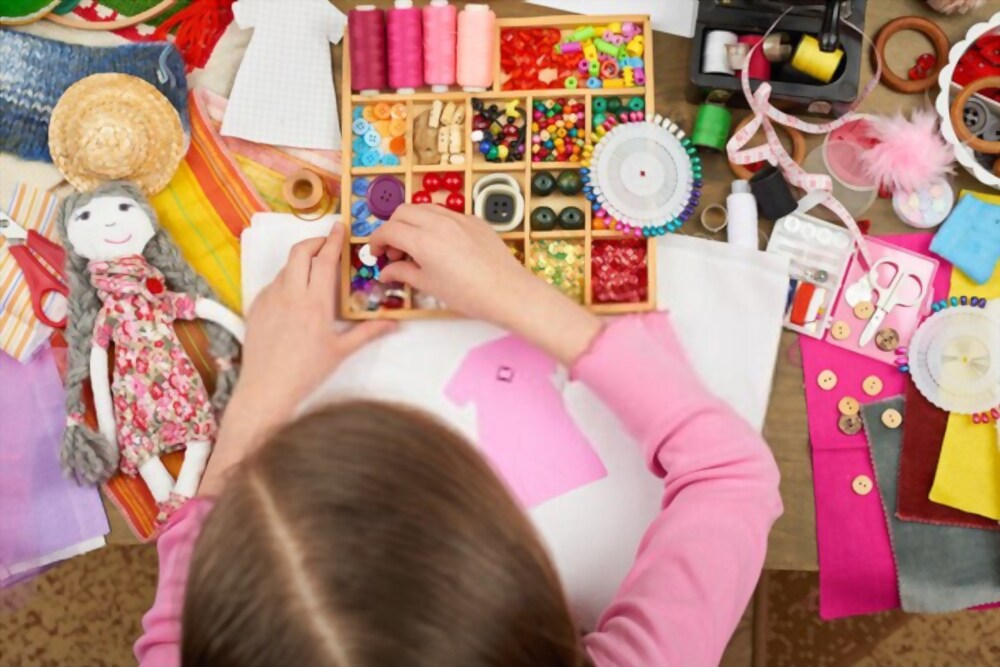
[928,190,1000,520]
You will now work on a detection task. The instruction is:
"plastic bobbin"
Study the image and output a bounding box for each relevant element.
[703,30,738,75]
[691,100,732,152]
[700,203,728,233]
[789,34,844,84]
[749,164,797,221]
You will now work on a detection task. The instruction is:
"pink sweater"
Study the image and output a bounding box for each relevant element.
[135,315,782,667]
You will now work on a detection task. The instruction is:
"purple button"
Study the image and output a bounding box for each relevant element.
[367,176,405,221]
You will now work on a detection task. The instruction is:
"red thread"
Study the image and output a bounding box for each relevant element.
[387,3,424,91]
[349,7,389,93]
[153,0,235,73]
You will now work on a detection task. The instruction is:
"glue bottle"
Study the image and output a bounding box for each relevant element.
[727,180,759,250]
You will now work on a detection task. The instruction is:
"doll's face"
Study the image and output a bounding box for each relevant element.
[66,195,156,262]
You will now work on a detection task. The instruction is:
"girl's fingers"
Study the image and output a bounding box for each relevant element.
[386,247,405,262]
[308,224,344,300]
[335,320,398,356]
[377,260,422,288]
[369,221,421,257]
[283,237,326,288]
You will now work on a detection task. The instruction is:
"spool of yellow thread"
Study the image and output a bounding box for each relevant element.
[790,34,844,84]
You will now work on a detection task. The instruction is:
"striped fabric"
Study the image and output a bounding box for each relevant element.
[0,184,61,363]
[105,90,266,541]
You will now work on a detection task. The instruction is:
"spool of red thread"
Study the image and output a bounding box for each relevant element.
[387,0,425,93]
[738,34,771,81]
[348,6,388,95]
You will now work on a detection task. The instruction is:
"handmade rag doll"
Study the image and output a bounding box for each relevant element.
[57,182,244,521]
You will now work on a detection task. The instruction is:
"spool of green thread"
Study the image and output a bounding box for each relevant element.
[690,102,732,152]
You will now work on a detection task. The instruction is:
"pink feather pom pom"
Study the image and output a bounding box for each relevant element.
[860,108,955,193]
[926,0,985,15]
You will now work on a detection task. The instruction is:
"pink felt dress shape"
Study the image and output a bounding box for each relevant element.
[446,335,608,508]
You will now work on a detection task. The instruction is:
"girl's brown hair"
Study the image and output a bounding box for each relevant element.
[182,400,587,667]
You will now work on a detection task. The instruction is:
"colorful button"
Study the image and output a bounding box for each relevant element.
[838,414,863,436]
[817,370,838,391]
[364,129,382,148]
[862,375,883,397]
[358,244,378,267]
[352,178,371,197]
[853,301,875,320]
[875,328,900,352]
[352,118,371,136]
[881,408,903,429]
[351,200,371,220]
[838,396,860,416]
[367,176,405,220]
[830,321,851,341]
[852,475,873,496]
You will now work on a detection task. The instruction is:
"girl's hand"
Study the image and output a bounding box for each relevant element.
[370,204,602,366]
[200,223,396,495]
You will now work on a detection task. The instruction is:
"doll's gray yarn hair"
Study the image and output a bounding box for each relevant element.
[57,181,240,484]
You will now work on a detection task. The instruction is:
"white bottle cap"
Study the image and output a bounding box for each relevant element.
[732,180,750,195]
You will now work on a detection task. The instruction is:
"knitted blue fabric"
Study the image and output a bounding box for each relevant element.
[0,30,189,163]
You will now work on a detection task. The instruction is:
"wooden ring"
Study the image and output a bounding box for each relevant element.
[951,76,1000,155]
[873,16,949,95]
[728,115,807,180]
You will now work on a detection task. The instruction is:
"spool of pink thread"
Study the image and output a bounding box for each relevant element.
[348,6,388,95]
[387,0,424,93]
[456,3,496,92]
[738,34,771,81]
[422,0,457,92]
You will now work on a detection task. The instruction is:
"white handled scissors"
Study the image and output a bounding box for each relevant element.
[858,259,927,347]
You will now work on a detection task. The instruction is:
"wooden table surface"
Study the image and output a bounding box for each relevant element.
[106,0,997,572]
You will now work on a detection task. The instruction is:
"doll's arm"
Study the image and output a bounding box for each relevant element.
[195,298,246,344]
[90,346,117,446]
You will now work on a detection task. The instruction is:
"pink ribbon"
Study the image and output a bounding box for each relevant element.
[726,10,882,267]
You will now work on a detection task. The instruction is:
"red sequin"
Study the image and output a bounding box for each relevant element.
[591,240,648,304]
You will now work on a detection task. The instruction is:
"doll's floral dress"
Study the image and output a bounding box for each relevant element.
[89,255,216,477]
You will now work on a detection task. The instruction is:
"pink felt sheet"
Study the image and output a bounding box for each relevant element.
[801,233,952,620]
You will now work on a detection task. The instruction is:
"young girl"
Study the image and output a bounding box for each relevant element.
[134,205,782,667]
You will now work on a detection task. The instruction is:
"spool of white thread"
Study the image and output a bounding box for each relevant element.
[703,30,739,75]
[727,180,759,249]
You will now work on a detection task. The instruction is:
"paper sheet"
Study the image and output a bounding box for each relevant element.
[525,0,698,38]
[243,228,790,626]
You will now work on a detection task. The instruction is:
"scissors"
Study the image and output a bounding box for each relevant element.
[858,258,926,348]
[0,211,69,329]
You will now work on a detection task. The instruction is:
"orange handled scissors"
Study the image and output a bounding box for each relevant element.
[0,211,69,329]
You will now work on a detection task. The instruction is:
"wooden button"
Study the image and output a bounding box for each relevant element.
[862,375,883,396]
[881,408,903,429]
[852,475,874,496]
[830,321,851,340]
[875,328,900,352]
[838,396,860,416]
[853,301,875,320]
[817,370,838,391]
[838,414,863,436]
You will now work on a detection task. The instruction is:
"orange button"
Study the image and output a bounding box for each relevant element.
[838,396,860,416]
[817,370,838,391]
[862,375,883,397]
[374,102,392,120]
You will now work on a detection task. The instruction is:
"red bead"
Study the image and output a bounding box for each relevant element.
[412,190,433,205]
[908,66,927,81]
[878,184,893,199]
[443,172,464,192]
[916,53,936,70]
[857,219,872,235]
[422,173,443,192]
[445,192,465,213]
[146,278,164,295]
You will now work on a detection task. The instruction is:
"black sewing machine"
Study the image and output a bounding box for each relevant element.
[689,0,868,115]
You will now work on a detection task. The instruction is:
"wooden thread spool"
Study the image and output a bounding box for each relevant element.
[283,169,331,220]
[874,16,949,95]
[728,114,807,181]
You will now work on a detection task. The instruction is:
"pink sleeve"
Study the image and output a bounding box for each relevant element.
[134,498,215,667]
[575,314,782,667]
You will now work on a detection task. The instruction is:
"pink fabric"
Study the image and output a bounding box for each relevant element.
[89,255,215,476]
[801,233,952,620]
[445,334,607,508]
[136,314,782,667]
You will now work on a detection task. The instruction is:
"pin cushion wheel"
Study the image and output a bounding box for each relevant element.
[581,113,702,237]
[907,303,1000,415]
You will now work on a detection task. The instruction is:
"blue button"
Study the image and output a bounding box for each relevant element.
[380,154,401,167]
[353,107,364,120]
[351,178,371,196]
[352,136,368,154]
[352,118,371,136]
[360,149,381,167]
[364,129,382,147]
[351,200,371,220]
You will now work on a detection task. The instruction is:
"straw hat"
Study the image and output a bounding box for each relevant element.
[48,73,185,197]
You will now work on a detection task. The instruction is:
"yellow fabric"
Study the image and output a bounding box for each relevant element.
[231,155,294,214]
[929,192,1000,519]
[150,161,243,312]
